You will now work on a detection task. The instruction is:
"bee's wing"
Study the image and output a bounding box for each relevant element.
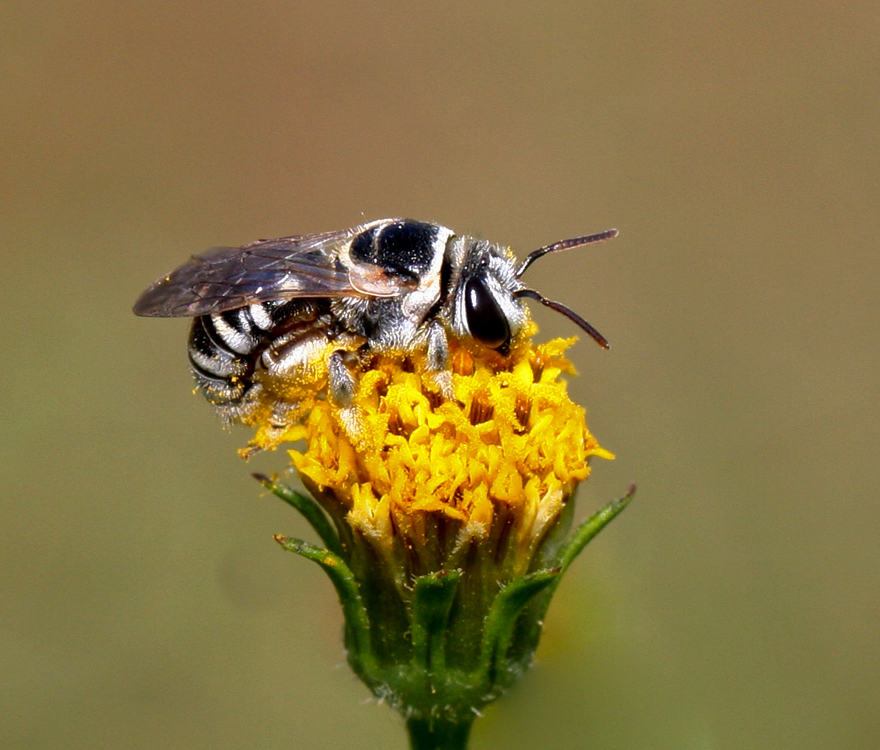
[133,227,414,317]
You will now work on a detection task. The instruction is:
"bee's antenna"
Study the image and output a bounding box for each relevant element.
[514,288,609,349]
[515,228,618,278]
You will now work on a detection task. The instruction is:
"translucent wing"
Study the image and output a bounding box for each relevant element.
[133,223,414,318]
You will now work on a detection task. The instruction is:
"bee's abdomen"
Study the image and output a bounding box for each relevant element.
[187,300,322,415]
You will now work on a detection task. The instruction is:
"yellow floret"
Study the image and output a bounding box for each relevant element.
[249,324,612,574]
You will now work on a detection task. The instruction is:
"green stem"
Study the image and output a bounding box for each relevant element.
[406,716,473,750]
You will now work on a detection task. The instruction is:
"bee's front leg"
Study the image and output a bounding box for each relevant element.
[425,321,454,400]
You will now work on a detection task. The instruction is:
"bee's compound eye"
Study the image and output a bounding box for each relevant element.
[464,277,510,350]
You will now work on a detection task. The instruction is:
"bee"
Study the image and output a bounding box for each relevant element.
[133,218,616,441]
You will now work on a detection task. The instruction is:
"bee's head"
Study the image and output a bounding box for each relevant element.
[450,240,525,354]
[451,229,617,353]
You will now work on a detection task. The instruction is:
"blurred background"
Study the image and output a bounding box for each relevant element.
[3,2,878,748]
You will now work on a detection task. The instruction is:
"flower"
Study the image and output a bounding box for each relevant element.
[251,322,631,748]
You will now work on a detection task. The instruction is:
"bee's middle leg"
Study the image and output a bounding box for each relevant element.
[328,349,366,440]
[328,350,358,406]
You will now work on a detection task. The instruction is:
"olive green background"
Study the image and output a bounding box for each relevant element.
[3,2,878,748]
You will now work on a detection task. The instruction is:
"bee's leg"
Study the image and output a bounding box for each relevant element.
[268,400,298,433]
[328,350,364,440]
[238,397,302,458]
[328,350,357,405]
[425,322,454,400]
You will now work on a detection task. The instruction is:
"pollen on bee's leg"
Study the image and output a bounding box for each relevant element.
[211,381,263,425]
[428,369,454,402]
[338,404,366,445]
[238,442,263,460]
[238,424,286,457]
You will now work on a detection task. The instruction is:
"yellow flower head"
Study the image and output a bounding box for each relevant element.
[247,322,611,577]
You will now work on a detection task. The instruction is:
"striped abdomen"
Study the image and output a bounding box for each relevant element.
[187,299,330,419]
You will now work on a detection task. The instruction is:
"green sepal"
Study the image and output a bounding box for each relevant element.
[557,483,636,573]
[477,567,560,685]
[507,484,637,668]
[254,474,344,558]
[273,535,377,674]
[411,569,462,673]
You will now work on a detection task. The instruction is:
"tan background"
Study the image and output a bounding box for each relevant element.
[3,2,878,748]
